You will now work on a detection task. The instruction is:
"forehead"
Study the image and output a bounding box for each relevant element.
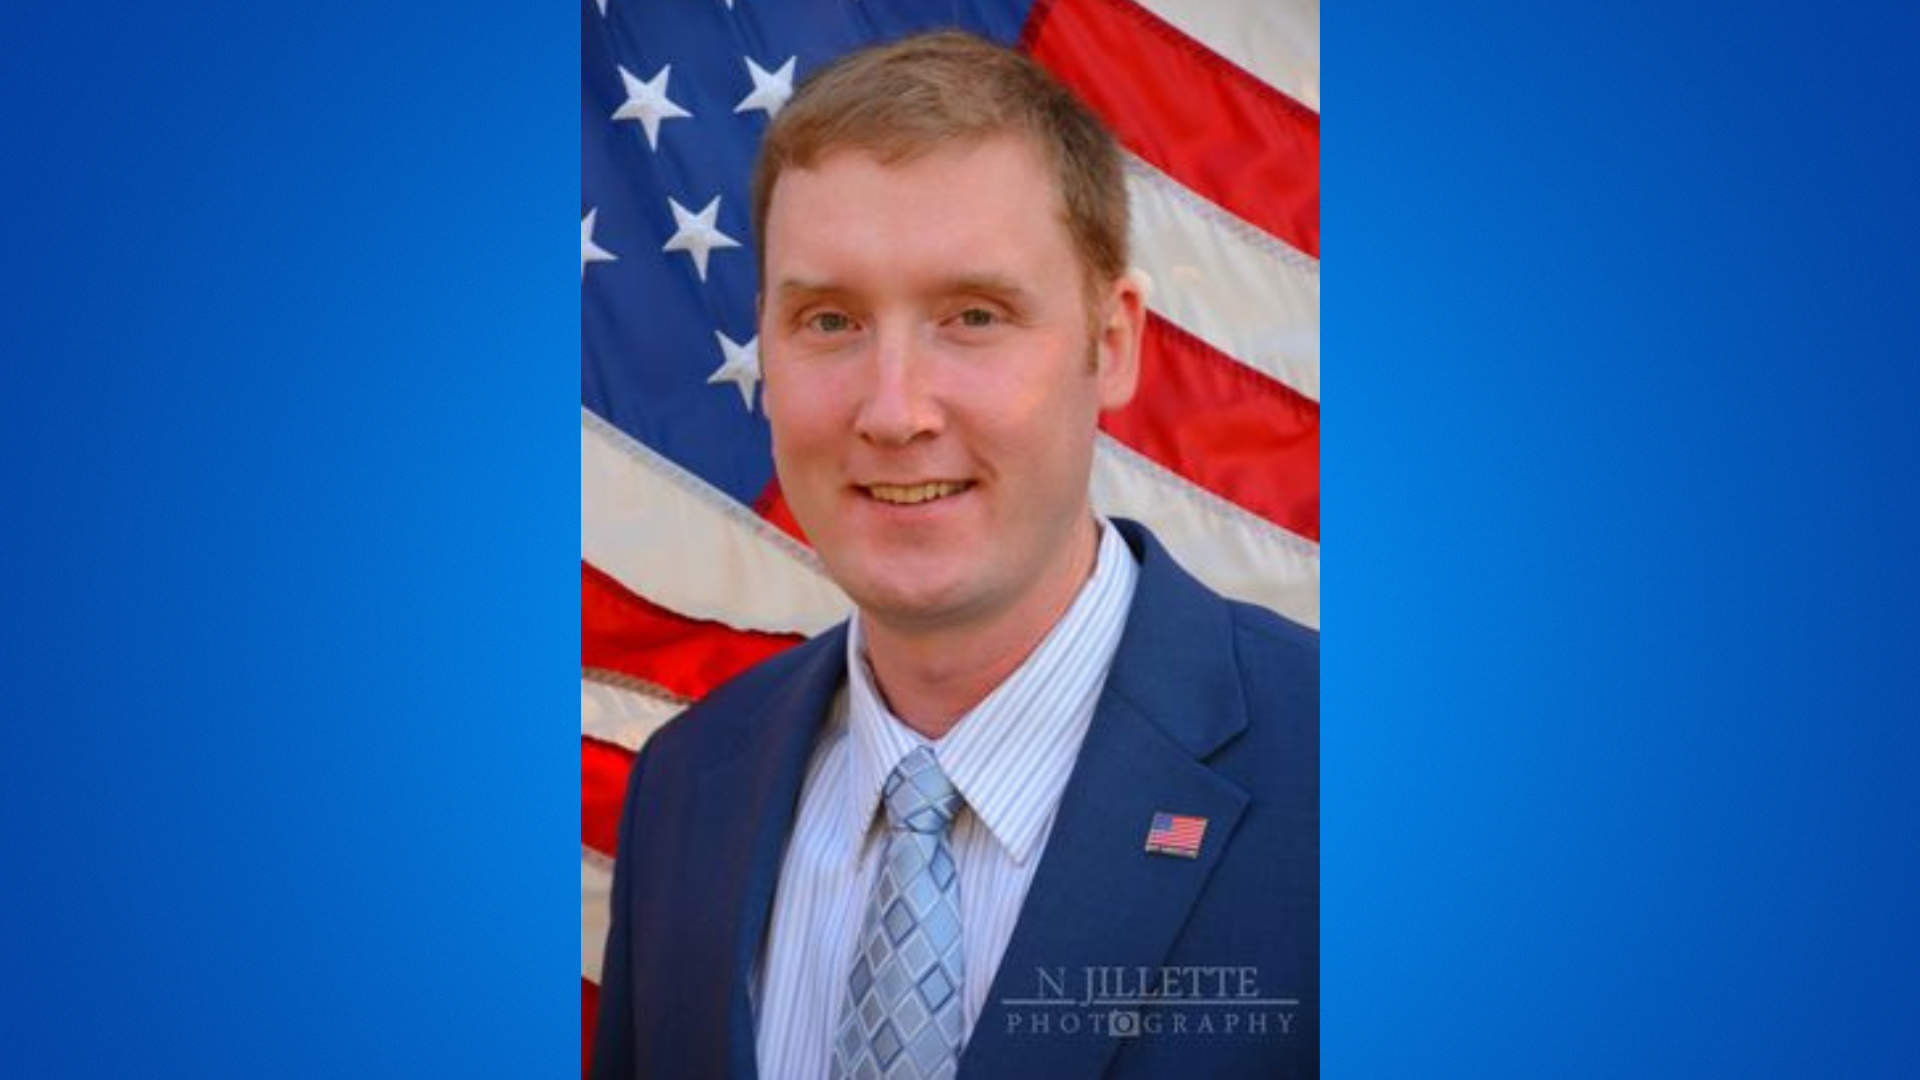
[762,134,1078,290]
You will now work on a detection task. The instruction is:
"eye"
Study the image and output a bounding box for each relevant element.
[955,307,998,329]
[806,311,856,334]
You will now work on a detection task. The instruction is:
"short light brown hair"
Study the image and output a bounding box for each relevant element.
[750,30,1128,295]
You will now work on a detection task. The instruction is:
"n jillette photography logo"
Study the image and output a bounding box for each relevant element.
[999,965,1300,1039]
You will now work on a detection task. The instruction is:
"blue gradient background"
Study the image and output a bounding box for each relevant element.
[2,1,1918,1077]
[0,4,574,1077]
[1329,1,1920,1076]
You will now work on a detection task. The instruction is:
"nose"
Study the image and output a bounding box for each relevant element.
[853,328,942,447]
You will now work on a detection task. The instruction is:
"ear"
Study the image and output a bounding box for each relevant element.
[1093,270,1147,411]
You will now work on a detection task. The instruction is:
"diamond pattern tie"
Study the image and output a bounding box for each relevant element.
[832,746,967,1080]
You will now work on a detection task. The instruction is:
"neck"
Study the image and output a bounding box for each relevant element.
[861,518,1101,739]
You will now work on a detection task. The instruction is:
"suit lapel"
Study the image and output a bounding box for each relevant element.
[684,626,849,1080]
[959,697,1248,1079]
[961,522,1253,1080]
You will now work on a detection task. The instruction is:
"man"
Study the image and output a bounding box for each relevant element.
[593,31,1317,1080]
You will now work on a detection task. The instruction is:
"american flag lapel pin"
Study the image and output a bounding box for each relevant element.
[1144,812,1208,859]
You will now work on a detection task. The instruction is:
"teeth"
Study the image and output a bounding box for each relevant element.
[867,481,970,505]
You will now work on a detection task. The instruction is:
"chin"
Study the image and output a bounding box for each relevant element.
[845,566,980,628]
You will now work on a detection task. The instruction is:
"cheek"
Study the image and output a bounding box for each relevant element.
[765,397,822,498]
[767,377,862,538]
[972,395,1097,491]
[765,370,837,454]
[1020,385,1103,489]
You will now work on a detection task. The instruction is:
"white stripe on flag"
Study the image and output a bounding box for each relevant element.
[1131,0,1320,112]
[582,407,851,636]
[582,846,613,984]
[582,674,684,753]
[1091,435,1320,629]
[1127,154,1320,402]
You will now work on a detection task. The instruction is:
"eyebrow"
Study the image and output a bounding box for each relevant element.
[768,274,1036,307]
[942,274,1036,308]
[768,278,848,307]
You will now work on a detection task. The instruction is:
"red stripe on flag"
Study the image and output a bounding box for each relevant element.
[1024,0,1320,258]
[752,477,811,545]
[582,561,804,700]
[583,736,635,858]
[1102,313,1320,542]
[582,977,599,1080]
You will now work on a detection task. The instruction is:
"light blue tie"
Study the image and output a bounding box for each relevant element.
[832,746,967,1080]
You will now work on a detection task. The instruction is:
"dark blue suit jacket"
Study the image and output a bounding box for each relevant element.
[592,520,1318,1078]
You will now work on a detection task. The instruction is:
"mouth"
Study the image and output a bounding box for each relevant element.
[859,480,976,506]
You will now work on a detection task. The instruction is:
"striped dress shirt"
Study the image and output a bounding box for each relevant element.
[753,520,1140,1080]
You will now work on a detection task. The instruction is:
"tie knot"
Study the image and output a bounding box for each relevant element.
[882,746,962,834]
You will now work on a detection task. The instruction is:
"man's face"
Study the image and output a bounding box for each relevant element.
[759,134,1141,636]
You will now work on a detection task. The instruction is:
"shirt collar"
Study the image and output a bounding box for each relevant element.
[839,519,1139,865]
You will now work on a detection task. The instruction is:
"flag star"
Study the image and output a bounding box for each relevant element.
[662,195,740,282]
[613,64,692,151]
[581,208,617,282]
[708,331,761,411]
[735,55,797,118]
[594,0,608,15]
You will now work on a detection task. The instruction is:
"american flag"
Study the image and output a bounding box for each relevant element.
[580,0,1317,1070]
[1144,812,1210,859]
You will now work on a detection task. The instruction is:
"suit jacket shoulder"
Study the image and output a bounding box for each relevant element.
[639,623,850,776]
[591,623,849,1080]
